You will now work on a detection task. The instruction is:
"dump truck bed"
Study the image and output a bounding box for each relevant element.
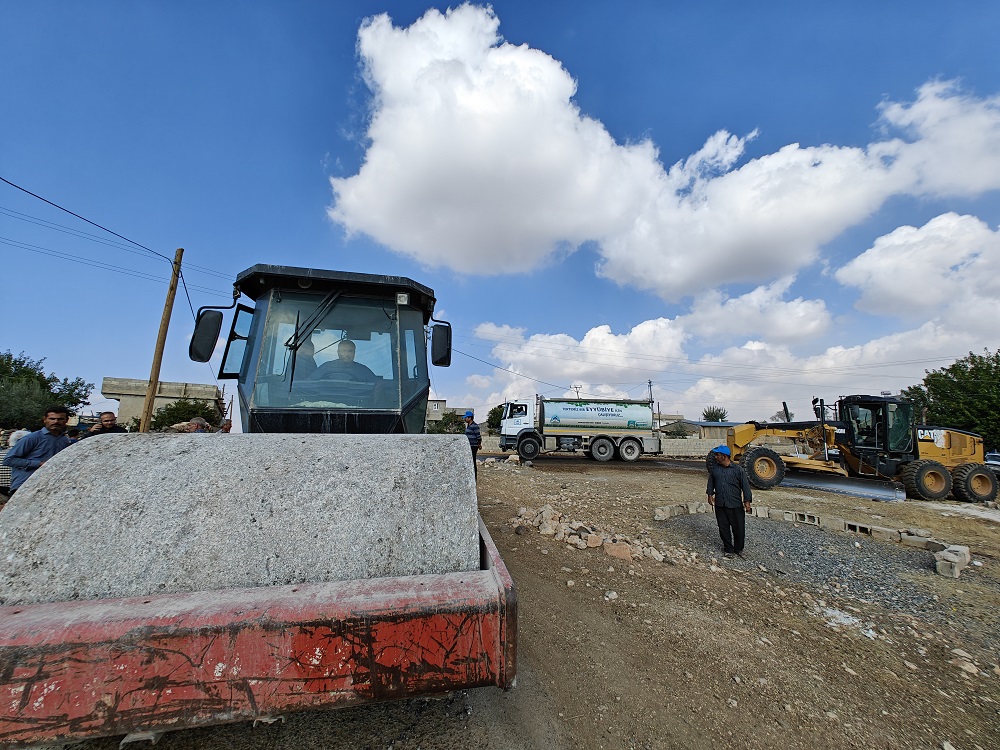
[0,518,515,748]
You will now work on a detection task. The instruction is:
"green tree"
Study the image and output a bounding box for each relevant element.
[149,398,221,431]
[427,410,466,434]
[701,405,728,422]
[0,351,94,428]
[901,349,1000,450]
[486,404,504,434]
[664,423,691,438]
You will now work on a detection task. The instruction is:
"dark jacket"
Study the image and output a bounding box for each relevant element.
[707,461,752,509]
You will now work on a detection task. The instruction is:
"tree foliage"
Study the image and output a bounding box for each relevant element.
[701,405,728,422]
[487,404,504,433]
[149,398,221,431]
[426,410,466,435]
[901,349,1000,450]
[0,351,94,429]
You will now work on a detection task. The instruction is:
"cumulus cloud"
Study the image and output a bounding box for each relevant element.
[474,318,687,402]
[330,4,659,273]
[835,213,1000,322]
[329,6,1000,304]
[679,277,831,344]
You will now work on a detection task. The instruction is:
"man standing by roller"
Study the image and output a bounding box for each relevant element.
[706,445,752,558]
[3,406,72,496]
[463,410,481,478]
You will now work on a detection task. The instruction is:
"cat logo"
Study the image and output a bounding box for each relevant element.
[917,428,945,447]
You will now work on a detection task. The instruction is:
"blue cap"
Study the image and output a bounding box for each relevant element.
[464,410,474,418]
[714,445,731,456]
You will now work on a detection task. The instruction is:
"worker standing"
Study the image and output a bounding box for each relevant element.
[463,410,481,478]
[706,445,752,558]
[2,406,72,496]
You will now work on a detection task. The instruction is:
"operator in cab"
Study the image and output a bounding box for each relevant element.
[309,339,376,382]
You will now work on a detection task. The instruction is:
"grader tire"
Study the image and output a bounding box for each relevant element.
[900,460,952,501]
[951,463,999,503]
[740,446,785,489]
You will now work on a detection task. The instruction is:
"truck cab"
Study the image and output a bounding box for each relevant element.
[192,265,451,434]
[498,399,534,453]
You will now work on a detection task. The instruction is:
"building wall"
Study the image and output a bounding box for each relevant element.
[101,378,223,425]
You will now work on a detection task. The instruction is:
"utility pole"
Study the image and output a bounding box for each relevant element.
[139,248,184,433]
[572,385,581,399]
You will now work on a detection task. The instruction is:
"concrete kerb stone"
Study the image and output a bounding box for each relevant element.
[652,501,973,580]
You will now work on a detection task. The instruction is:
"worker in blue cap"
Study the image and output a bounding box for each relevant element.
[707,444,752,558]
[463,410,482,478]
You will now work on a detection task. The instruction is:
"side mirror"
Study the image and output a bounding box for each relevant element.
[431,323,452,367]
[189,309,224,362]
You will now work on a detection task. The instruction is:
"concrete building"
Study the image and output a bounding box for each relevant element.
[426,399,473,428]
[101,378,224,426]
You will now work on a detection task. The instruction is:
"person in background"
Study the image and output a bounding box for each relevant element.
[7,427,30,447]
[67,428,81,443]
[217,419,232,433]
[463,410,482,478]
[2,406,72,495]
[188,417,210,433]
[84,411,128,437]
[706,445,753,558]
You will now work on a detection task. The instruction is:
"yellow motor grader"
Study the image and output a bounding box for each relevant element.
[723,395,998,503]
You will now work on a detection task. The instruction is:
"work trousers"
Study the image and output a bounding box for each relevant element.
[714,505,746,554]
[470,447,478,478]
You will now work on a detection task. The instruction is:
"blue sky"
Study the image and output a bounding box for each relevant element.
[2,1,999,427]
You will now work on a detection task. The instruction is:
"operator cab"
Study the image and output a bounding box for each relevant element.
[837,395,915,454]
[190,265,451,434]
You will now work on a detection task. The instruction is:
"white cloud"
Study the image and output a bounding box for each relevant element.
[465,373,492,389]
[836,213,1000,322]
[879,79,1000,197]
[474,318,687,402]
[680,277,831,344]
[329,7,1000,304]
[330,4,658,274]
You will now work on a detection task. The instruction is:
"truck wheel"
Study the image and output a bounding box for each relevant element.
[900,460,952,501]
[617,438,642,462]
[517,437,541,461]
[951,463,998,503]
[591,437,614,462]
[740,446,785,489]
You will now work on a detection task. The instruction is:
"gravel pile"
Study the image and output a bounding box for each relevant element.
[661,513,945,617]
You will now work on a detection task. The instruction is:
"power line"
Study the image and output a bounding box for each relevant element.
[453,348,569,391]
[0,236,231,297]
[0,204,234,281]
[0,176,172,262]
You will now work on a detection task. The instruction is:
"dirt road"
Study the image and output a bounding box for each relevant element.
[78,457,999,749]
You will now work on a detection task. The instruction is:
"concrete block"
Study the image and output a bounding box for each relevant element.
[783,511,796,522]
[935,546,971,567]
[818,516,845,532]
[924,540,948,554]
[935,560,962,579]
[869,526,901,543]
[753,505,770,518]
[900,534,930,549]
[845,522,872,535]
[0,433,481,606]
[795,512,820,526]
[768,508,786,521]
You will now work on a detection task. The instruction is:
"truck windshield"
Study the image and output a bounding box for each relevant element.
[249,291,428,411]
